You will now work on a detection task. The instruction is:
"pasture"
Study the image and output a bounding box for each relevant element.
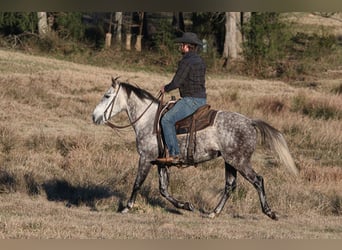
[0,48,341,239]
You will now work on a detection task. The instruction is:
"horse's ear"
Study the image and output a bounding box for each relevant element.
[112,76,120,87]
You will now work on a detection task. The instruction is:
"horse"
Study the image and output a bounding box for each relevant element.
[92,77,298,220]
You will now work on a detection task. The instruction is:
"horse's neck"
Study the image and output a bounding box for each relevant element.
[126,96,158,134]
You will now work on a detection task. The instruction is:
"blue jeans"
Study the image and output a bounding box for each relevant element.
[161,97,206,156]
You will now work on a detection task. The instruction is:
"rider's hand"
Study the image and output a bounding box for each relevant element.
[160,86,165,94]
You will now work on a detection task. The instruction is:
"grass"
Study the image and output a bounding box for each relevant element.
[290,92,342,120]
[0,30,339,242]
[0,31,342,238]
[331,83,342,95]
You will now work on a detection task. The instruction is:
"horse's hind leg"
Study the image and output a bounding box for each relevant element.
[239,162,277,220]
[206,162,237,218]
[158,165,194,211]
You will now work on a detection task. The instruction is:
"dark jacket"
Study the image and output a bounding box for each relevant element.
[164,51,206,98]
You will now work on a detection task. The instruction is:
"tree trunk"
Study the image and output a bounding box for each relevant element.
[242,12,251,23]
[37,12,49,38]
[123,12,132,51]
[105,13,113,49]
[105,33,112,48]
[236,12,243,56]
[135,12,144,52]
[172,12,184,32]
[135,35,142,52]
[125,33,132,50]
[115,12,123,44]
[241,12,251,42]
[223,12,242,67]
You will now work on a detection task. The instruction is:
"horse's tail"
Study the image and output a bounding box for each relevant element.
[252,119,299,176]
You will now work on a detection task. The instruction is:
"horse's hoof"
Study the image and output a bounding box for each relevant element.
[208,212,216,219]
[184,202,194,211]
[201,212,216,219]
[205,212,216,219]
[120,207,130,214]
[268,211,278,220]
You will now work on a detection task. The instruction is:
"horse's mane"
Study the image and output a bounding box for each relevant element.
[121,82,159,102]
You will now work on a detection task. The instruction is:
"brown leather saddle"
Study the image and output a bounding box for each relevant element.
[175,104,217,135]
[155,100,218,165]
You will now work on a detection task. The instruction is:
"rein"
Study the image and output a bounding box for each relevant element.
[105,87,163,130]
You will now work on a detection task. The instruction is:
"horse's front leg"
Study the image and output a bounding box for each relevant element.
[121,156,152,213]
[158,165,194,211]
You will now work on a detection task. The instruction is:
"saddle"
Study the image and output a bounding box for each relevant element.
[155,99,218,166]
[175,104,217,135]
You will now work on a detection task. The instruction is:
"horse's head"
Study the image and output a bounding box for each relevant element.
[92,77,125,125]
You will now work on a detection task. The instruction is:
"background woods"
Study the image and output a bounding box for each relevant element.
[1,12,341,79]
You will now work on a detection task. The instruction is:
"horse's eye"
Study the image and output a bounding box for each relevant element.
[104,94,111,98]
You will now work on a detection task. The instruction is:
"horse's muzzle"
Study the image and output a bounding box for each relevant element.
[92,114,104,125]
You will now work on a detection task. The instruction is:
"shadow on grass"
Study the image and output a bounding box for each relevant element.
[42,179,125,211]
[42,178,185,214]
[0,170,17,193]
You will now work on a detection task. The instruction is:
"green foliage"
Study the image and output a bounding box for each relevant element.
[0,12,37,34]
[0,12,341,80]
[145,19,182,71]
[242,13,341,79]
[241,13,293,77]
[190,13,224,72]
[54,12,85,41]
[243,13,290,63]
[191,12,214,34]
[143,13,224,72]
[290,31,337,60]
[191,12,225,43]
[150,18,178,53]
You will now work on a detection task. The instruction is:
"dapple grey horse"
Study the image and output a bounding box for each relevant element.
[92,78,298,220]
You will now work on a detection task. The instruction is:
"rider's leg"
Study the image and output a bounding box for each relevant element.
[160,97,206,159]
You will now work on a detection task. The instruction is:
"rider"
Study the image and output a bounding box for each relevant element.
[157,32,207,164]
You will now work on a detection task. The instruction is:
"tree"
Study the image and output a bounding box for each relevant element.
[243,13,288,62]
[54,12,85,41]
[242,12,291,77]
[123,12,132,50]
[223,12,242,67]
[115,12,123,44]
[172,12,184,32]
[37,12,49,37]
[135,12,144,52]
[105,12,113,48]
[0,12,37,35]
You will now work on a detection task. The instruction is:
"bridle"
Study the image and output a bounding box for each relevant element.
[104,83,163,130]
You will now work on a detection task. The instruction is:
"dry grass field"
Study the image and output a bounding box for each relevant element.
[0,40,341,238]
